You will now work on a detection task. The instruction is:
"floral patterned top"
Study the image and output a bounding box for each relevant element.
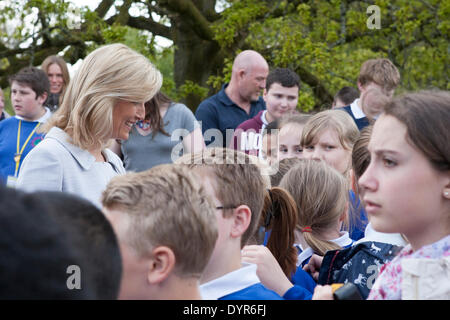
[368,235,450,300]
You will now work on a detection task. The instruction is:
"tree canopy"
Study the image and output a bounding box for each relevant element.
[1,0,448,113]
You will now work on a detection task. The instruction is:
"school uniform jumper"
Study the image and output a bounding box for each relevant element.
[200,263,283,300]
[230,110,268,156]
[0,109,52,185]
[338,99,370,131]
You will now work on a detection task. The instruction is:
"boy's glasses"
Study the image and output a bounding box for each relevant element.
[215,206,237,210]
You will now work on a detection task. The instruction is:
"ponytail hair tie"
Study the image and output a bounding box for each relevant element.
[301,226,312,233]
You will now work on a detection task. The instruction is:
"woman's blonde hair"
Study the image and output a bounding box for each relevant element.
[41,43,162,150]
[279,159,349,256]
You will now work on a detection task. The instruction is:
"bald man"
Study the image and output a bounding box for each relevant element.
[195,50,269,147]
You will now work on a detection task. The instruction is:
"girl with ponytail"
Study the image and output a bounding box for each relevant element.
[242,159,353,299]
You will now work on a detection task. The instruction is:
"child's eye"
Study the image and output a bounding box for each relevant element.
[325,145,335,150]
[294,147,302,153]
[382,158,397,167]
[305,146,314,151]
[279,147,288,153]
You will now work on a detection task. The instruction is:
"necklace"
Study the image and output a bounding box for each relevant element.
[136,120,151,130]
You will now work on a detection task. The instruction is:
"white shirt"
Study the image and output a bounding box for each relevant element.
[15,107,52,123]
[294,231,354,267]
[350,98,366,119]
[354,222,408,247]
[260,110,269,131]
[200,263,261,300]
[16,127,125,208]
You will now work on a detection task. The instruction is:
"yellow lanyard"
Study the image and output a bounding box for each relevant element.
[14,120,41,177]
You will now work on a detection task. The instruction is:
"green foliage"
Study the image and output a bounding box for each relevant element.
[0,0,448,112]
[2,87,12,116]
[209,0,449,111]
[211,0,269,47]
[206,57,233,91]
[178,80,209,102]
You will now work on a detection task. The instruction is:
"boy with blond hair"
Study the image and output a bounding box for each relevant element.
[339,58,400,130]
[101,164,218,300]
[176,148,282,300]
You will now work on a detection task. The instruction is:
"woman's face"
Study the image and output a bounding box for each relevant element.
[302,128,352,175]
[112,100,145,140]
[47,63,65,94]
[359,114,450,245]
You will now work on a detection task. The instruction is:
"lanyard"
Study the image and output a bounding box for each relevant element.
[14,120,41,177]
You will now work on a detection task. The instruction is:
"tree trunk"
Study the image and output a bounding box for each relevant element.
[172,18,223,112]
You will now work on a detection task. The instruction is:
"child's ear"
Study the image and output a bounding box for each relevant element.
[357,81,364,92]
[443,178,450,200]
[146,246,175,285]
[37,92,48,106]
[262,88,268,101]
[230,205,251,239]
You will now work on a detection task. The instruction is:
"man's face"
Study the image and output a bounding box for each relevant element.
[11,81,46,121]
[239,64,269,102]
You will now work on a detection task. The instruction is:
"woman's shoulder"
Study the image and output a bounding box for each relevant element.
[168,102,194,115]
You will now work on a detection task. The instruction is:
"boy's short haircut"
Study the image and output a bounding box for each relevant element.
[357,58,400,92]
[101,164,218,279]
[176,148,266,248]
[334,86,360,106]
[36,191,122,300]
[0,186,93,299]
[266,68,300,91]
[9,66,50,98]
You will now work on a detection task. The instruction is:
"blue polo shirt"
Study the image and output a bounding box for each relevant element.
[195,84,266,147]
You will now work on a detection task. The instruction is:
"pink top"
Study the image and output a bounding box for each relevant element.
[368,235,450,300]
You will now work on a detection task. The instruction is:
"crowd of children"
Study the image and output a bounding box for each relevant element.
[0,43,448,300]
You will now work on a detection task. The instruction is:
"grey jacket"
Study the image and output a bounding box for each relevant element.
[17,127,125,208]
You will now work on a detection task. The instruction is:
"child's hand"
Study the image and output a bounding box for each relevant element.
[312,285,334,300]
[302,254,323,281]
[241,245,294,296]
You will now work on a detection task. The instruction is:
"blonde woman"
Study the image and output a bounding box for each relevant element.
[17,43,162,208]
[41,55,71,112]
